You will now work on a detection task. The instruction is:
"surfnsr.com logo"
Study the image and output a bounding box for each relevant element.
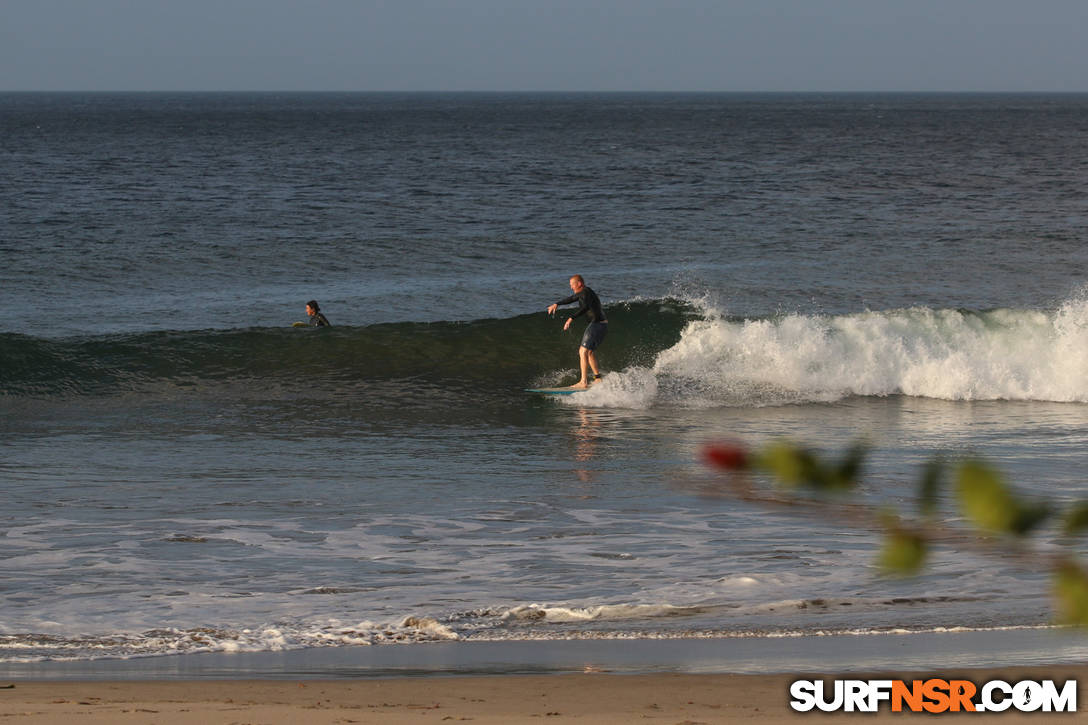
[789,678,1078,713]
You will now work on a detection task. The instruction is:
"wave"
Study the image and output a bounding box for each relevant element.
[0,300,696,397]
[4,297,1087,405]
[0,600,1051,663]
[572,296,1088,407]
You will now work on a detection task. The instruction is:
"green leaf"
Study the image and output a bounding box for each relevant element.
[955,460,1051,536]
[878,530,927,576]
[834,442,868,490]
[955,461,1019,534]
[1063,503,1088,536]
[758,441,815,489]
[1009,501,1052,536]
[756,441,861,492]
[918,458,945,518]
[1054,560,1088,626]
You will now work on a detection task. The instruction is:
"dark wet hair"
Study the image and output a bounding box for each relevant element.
[307,300,320,312]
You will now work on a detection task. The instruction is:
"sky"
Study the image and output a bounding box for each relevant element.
[2,0,1087,92]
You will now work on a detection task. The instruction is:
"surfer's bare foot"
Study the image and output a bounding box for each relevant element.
[571,381,590,389]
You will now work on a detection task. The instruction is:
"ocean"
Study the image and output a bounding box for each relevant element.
[2,92,1088,673]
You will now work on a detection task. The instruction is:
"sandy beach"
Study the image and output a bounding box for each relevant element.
[2,666,1086,724]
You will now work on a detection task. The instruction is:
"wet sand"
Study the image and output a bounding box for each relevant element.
[2,665,1087,724]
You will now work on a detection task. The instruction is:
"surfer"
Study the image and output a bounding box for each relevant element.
[547,275,607,389]
[306,300,331,327]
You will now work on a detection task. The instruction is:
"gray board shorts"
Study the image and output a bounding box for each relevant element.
[580,322,608,351]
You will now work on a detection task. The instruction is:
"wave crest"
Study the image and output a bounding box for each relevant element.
[4,297,1086,405]
[574,298,1088,407]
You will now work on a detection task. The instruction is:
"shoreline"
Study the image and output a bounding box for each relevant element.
[3,666,1087,724]
[3,627,1085,681]
[4,630,1087,721]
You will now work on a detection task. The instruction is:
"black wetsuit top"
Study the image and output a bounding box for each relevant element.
[308,312,331,327]
[556,287,606,324]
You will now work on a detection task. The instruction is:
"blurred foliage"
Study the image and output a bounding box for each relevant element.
[702,439,1088,627]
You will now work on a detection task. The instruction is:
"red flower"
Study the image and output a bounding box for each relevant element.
[702,442,749,470]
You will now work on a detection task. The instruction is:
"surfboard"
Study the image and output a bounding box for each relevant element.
[525,386,585,395]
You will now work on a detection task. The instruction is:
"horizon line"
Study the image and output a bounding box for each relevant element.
[4,88,1088,95]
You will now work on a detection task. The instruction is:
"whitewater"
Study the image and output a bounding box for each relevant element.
[567,294,1088,408]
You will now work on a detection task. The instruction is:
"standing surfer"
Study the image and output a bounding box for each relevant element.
[547,275,607,389]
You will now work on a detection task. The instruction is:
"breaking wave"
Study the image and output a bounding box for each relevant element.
[4,296,1086,406]
[571,296,1088,408]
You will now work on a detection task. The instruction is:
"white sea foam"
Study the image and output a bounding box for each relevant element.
[574,297,1088,408]
[504,603,690,623]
